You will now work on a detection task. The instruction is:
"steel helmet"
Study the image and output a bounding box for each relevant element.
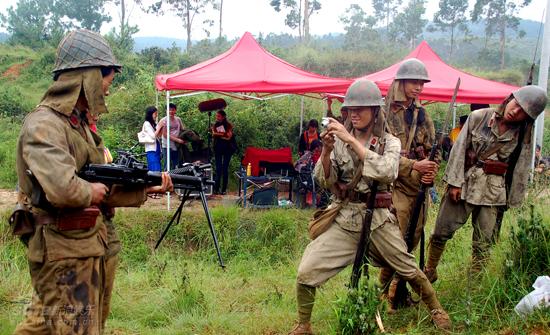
[395,58,430,82]
[512,85,547,120]
[341,79,384,110]
[53,29,121,75]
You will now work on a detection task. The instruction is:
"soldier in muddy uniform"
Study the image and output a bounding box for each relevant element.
[11,29,172,334]
[289,79,451,335]
[424,85,547,283]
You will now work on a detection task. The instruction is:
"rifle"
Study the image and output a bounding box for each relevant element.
[350,180,379,289]
[79,151,225,269]
[391,78,460,309]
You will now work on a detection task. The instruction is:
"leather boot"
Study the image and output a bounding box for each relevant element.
[424,238,447,283]
[289,322,313,335]
[408,270,452,330]
[378,267,394,292]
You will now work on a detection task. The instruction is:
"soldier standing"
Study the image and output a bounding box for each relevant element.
[378,58,439,303]
[11,29,172,334]
[424,86,547,283]
[289,79,451,335]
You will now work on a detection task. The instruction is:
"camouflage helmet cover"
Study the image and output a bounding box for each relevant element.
[512,85,547,120]
[341,79,384,110]
[395,58,430,82]
[53,29,121,74]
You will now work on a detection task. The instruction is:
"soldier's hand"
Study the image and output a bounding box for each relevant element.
[448,186,462,203]
[413,159,438,175]
[146,172,174,194]
[421,171,436,185]
[326,118,353,144]
[90,182,109,205]
[320,129,335,153]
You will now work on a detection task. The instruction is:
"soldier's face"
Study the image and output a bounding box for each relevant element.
[348,107,374,129]
[102,69,115,96]
[403,79,425,100]
[503,98,530,123]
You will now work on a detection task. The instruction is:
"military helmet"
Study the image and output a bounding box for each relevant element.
[395,58,430,82]
[512,85,547,120]
[53,29,121,74]
[341,79,384,110]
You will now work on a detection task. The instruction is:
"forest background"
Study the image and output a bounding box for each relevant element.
[0,1,549,334]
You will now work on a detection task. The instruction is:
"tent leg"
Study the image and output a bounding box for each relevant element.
[166,91,171,210]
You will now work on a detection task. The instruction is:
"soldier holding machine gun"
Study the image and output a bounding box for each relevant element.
[289,79,450,335]
[425,85,547,282]
[9,29,173,334]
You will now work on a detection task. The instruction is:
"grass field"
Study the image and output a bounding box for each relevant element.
[1,192,549,334]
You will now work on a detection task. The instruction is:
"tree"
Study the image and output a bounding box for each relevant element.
[372,0,402,36]
[433,0,468,60]
[107,0,140,53]
[269,0,321,43]
[147,0,215,52]
[339,4,379,50]
[214,0,223,39]
[390,0,427,49]
[471,0,531,69]
[0,0,111,48]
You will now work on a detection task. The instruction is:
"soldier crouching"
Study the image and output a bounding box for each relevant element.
[10,29,172,335]
[424,85,548,283]
[289,79,451,335]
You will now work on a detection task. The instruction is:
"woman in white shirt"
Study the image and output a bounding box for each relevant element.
[142,106,162,171]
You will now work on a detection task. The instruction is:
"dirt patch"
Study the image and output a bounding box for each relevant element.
[2,60,32,79]
[0,189,17,211]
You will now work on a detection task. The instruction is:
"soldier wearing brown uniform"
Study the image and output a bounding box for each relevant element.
[424,86,547,283]
[11,29,172,334]
[378,58,439,302]
[289,79,451,335]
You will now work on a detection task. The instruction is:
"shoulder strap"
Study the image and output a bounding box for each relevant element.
[479,141,507,161]
[405,108,418,152]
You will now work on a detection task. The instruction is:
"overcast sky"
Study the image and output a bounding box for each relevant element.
[0,0,546,40]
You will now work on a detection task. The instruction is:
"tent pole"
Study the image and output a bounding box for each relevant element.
[300,96,304,138]
[536,0,550,152]
[166,90,171,210]
[532,1,550,180]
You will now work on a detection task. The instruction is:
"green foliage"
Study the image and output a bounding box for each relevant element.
[0,84,33,119]
[334,280,385,335]
[502,206,550,302]
[389,0,428,48]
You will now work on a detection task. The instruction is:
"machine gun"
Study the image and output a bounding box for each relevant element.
[391,78,461,309]
[79,151,225,268]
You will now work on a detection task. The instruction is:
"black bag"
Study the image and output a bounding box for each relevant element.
[229,135,238,154]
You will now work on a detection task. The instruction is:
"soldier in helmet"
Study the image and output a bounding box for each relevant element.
[378,58,439,307]
[11,29,172,334]
[289,79,451,335]
[424,85,547,282]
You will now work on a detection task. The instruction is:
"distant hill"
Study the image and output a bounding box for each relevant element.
[0,32,9,43]
[133,37,187,51]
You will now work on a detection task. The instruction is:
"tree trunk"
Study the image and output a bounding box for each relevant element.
[119,0,126,45]
[298,0,303,42]
[499,19,506,69]
[450,25,455,60]
[303,0,309,44]
[186,0,192,52]
[218,0,223,39]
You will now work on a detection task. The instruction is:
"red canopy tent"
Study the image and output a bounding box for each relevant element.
[155,32,352,98]
[361,41,519,104]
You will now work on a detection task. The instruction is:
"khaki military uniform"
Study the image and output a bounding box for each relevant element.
[386,98,436,247]
[297,133,420,285]
[13,69,146,335]
[431,107,532,263]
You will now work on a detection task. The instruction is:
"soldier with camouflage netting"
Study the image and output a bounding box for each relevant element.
[424,85,547,283]
[11,29,172,334]
[289,79,451,335]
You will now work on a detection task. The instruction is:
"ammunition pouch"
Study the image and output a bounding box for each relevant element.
[479,160,508,176]
[9,203,35,237]
[33,207,100,231]
[349,191,393,208]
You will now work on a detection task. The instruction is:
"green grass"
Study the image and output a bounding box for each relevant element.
[1,195,549,334]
